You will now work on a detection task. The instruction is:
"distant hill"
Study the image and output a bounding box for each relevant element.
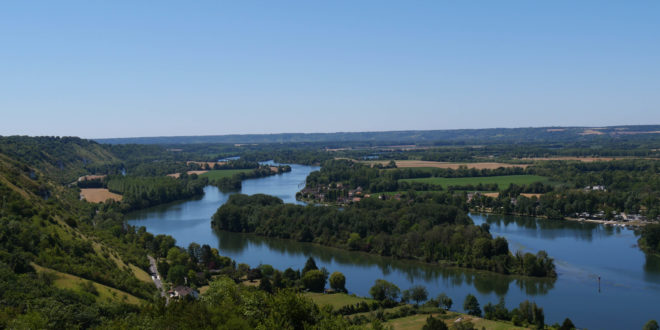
[95,125,660,145]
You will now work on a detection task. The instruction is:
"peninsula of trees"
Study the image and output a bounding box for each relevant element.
[212,193,556,277]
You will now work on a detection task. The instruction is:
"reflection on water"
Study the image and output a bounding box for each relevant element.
[480,213,603,242]
[128,164,660,329]
[213,229,554,297]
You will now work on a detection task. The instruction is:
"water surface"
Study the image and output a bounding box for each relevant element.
[127,164,660,329]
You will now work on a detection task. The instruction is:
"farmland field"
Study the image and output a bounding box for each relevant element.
[400,175,548,190]
[362,160,529,169]
[80,188,122,203]
[199,169,253,180]
[167,170,208,178]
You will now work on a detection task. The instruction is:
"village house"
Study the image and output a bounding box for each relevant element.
[584,185,606,192]
[348,187,363,197]
[168,286,199,300]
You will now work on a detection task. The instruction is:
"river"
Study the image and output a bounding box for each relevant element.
[127,163,660,329]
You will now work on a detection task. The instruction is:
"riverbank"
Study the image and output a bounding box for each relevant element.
[470,208,651,227]
[127,163,660,329]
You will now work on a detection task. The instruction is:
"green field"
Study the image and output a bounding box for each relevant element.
[303,292,375,309]
[382,311,529,330]
[32,263,144,305]
[400,175,548,190]
[200,169,253,180]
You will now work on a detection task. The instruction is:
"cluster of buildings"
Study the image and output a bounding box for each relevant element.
[584,185,607,192]
[573,211,649,222]
[299,185,371,204]
[168,286,199,300]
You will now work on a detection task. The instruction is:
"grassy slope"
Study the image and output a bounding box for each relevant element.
[32,263,144,305]
[383,311,529,330]
[400,175,548,190]
[304,292,375,309]
[200,169,253,180]
[305,293,526,330]
[0,150,154,299]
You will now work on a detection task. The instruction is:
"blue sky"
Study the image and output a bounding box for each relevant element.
[1,1,659,138]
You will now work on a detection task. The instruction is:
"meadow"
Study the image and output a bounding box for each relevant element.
[31,263,143,305]
[400,175,548,190]
[79,188,123,203]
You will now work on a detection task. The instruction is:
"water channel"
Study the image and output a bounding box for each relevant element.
[127,163,660,329]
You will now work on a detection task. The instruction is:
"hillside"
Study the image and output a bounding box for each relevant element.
[0,136,367,329]
[0,142,158,328]
[0,136,119,184]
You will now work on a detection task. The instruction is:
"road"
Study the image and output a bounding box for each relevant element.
[148,255,168,304]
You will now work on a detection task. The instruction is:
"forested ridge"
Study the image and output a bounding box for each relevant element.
[96,125,660,145]
[212,194,556,277]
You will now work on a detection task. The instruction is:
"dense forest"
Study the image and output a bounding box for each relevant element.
[210,165,292,191]
[639,224,660,255]
[212,194,556,277]
[106,174,208,211]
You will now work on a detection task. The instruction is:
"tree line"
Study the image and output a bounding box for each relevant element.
[212,193,556,277]
[209,165,291,191]
[107,173,208,211]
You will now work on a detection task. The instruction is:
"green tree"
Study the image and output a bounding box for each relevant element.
[157,260,170,278]
[463,294,481,317]
[187,269,197,285]
[167,265,187,286]
[422,315,448,330]
[453,321,476,330]
[533,304,544,329]
[187,242,202,263]
[559,318,576,330]
[259,277,273,293]
[410,285,428,305]
[437,293,453,310]
[302,257,318,274]
[329,272,346,292]
[401,289,412,304]
[369,279,400,302]
[644,320,659,330]
[259,264,275,277]
[347,232,362,250]
[302,269,326,292]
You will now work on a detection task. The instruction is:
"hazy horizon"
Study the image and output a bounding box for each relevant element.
[2,1,659,138]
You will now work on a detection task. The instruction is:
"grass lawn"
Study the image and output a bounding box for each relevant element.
[129,263,153,284]
[199,169,253,180]
[400,175,548,190]
[31,263,144,305]
[304,292,375,309]
[382,311,529,330]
